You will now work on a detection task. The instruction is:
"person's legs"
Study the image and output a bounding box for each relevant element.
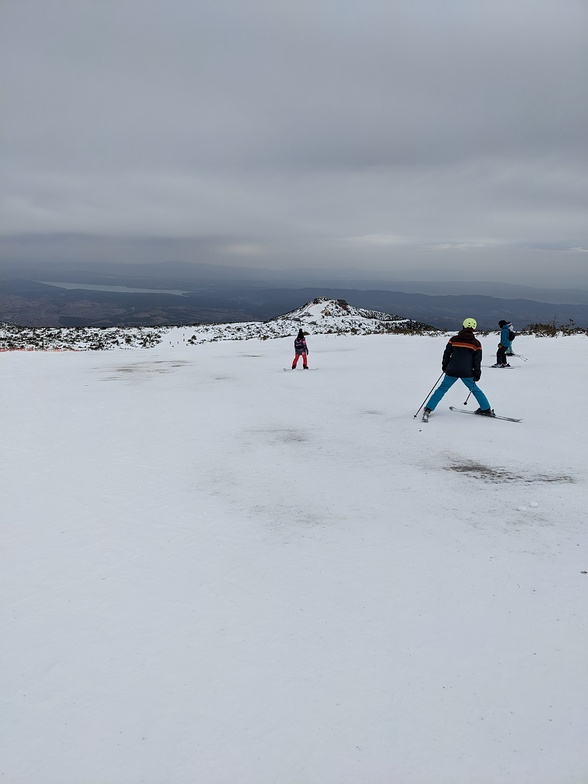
[496,346,507,365]
[426,375,458,410]
[462,378,491,410]
[292,354,300,368]
[302,352,308,369]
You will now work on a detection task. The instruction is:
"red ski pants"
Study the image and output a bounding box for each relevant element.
[292,353,308,368]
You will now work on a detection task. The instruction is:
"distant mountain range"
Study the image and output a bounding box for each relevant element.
[1,260,587,330]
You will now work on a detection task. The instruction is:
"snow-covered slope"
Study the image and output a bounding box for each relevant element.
[0,297,438,351]
[1,331,587,784]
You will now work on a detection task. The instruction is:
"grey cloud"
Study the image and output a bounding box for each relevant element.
[1,0,587,286]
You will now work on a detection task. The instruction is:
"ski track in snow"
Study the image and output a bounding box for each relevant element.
[1,331,587,784]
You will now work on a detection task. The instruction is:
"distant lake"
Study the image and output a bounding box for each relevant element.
[39,281,189,296]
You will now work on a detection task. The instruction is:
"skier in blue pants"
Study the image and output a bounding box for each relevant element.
[423,317,494,419]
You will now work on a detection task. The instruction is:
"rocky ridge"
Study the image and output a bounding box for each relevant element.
[0,297,439,351]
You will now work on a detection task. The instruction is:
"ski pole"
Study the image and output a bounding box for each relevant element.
[464,390,472,406]
[413,373,444,418]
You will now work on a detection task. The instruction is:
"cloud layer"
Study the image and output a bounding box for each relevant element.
[2,0,587,285]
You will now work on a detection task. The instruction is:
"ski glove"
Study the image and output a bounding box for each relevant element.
[474,373,481,382]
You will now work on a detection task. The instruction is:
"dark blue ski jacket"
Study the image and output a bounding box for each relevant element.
[442,328,483,380]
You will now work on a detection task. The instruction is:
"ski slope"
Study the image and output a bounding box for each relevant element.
[1,332,587,783]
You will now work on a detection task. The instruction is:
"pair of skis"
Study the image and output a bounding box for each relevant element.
[449,406,521,422]
[422,407,521,423]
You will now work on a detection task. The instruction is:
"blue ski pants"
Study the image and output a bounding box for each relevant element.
[426,375,490,411]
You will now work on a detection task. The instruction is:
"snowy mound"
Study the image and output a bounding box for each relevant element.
[186,298,437,346]
[0,298,439,350]
[273,297,431,330]
[278,297,393,321]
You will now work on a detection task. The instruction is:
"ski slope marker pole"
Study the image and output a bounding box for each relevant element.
[413,373,444,418]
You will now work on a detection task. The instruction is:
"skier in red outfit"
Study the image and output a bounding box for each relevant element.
[292,329,309,369]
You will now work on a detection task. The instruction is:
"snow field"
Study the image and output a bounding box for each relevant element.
[1,333,587,783]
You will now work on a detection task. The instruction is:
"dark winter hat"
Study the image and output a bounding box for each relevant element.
[498,320,507,327]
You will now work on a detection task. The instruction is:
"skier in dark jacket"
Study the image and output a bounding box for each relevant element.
[292,329,309,369]
[423,318,494,419]
[493,320,514,367]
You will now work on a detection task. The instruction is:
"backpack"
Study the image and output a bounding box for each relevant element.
[508,329,516,341]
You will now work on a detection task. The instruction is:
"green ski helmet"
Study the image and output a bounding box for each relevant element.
[463,317,477,329]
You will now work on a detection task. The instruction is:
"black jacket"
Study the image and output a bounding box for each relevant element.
[442,328,482,379]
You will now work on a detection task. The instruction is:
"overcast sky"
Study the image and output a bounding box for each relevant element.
[1,0,587,286]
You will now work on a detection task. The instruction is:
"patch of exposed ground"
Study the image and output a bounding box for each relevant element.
[446,461,575,484]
